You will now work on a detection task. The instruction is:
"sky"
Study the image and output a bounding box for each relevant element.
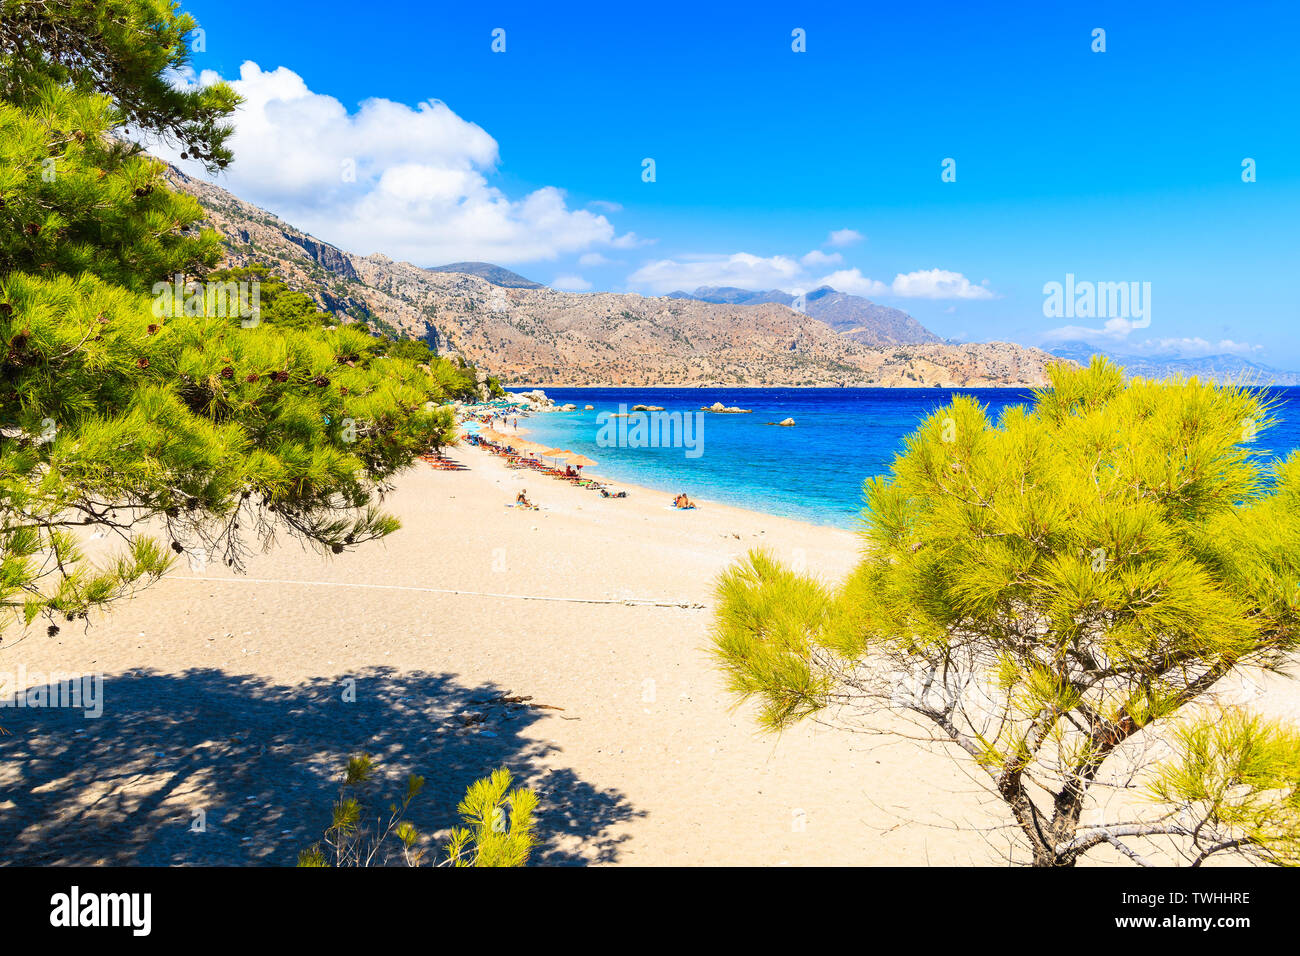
[157,0,1300,366]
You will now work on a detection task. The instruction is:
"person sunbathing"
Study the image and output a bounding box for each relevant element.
[673,493,697,510]
[515,490,537,510]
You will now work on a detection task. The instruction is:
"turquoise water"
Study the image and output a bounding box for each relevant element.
[507,387,1300,529]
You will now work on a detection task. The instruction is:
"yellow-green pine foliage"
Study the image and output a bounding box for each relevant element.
[298,760,537,868]
[713,358,1300,866]
[0,269,460,637]
[0,0,240,169]
[445,767,539,867]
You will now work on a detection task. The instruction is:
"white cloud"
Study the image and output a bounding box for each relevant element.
[1043,322,1263,358]
[815,268,890,297]
[629,252,993,301]
[152,63,635,265]
[1148,337,1260,357]
[610,231,653,249]
[628,253,805,294]
[1044,318,1147,343]
[801,249,843,268]
[890,269,994,300]
[552,274,593,291]
[578,253,617,267]
[818,267,994,300]
[827,228,864,247]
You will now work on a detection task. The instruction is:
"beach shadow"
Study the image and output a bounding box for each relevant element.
[0,667,639,866]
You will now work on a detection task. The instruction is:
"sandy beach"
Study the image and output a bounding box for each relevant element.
[7,439,1295,866]
[1,440,1029,866]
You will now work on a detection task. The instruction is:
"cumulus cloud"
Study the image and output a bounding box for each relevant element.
[629,252,993,300]
[827,228,864,247]
[610,232,653,249]
[1045,323,1263,358]
[552,274,593,291]
[628,253,805,294]
[890,269,994,300]
[1044,317,1149,343]
[151,63,633,265]
[1150,337,1260,356]
[815,268,889,297]
[800,249,843,268]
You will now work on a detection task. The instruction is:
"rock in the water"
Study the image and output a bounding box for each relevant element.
[777,417,796,426]
[701,401,752,413]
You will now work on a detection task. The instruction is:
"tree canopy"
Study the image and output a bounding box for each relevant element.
[713,358,1300,866]
[0,0,239,169]
[0,1,471,640]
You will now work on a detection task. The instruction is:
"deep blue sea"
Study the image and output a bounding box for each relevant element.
[508,387,1300,529]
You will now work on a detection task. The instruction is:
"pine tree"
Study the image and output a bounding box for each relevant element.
[713,358,1300,866]
[0,0,239,169]
[297,758,538,868]
[0,2,465,640]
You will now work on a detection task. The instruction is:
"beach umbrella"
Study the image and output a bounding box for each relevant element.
[541,448,572,465]
[514,440,548,458]
[566,454,597,468]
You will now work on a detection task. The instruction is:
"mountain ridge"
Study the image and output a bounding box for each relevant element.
[163,165,1064,388]
[425,261,543,289]
[669,284,943,348]
[1048,342,1300,386]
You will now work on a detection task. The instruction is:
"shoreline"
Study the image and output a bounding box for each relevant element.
[0,441,1006,865]
[504,383,1045,390]
[7,442,1292,865]
[459,415,861,531]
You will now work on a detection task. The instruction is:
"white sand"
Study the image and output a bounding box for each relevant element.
[0,445,1044,864]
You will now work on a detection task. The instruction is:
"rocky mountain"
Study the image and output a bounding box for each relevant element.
[426,261,543,289]
[669,284,943,347]
[1048,342,1300,386]
[164,165,1062,388]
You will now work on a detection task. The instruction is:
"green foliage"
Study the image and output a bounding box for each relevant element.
[0,270,459,636]
[0,80,223,291]
[384,337,436,365]
[713,357,1300,866]
[298,757,537,867]
[1149,710,1300,866]
[0,19,479,641]
[207,265,337,331]
[445,766,539,867]
[0,0,239,169]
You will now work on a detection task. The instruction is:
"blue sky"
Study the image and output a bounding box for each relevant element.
[164,0,1300,366]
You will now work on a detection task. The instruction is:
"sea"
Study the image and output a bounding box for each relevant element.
[506,387,1300,529]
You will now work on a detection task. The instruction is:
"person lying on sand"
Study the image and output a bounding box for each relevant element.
[673,493,697,510]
